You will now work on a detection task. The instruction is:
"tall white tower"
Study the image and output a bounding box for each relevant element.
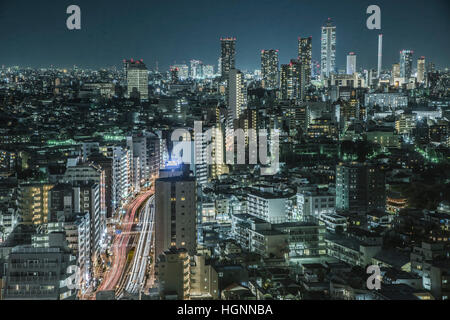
[377,34,383,78]
[346,52,356,75]
[320,18,336,78]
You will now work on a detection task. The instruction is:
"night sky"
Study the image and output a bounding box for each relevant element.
[0,0,449,71]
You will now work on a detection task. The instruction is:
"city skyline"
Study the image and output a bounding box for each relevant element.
[1,0,450,305]
[0,0,449,71]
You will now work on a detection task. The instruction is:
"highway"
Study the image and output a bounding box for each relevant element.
[122,195,155,296]
[95,190,153,295]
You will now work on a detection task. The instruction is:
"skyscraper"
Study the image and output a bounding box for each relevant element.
[298,37,312,84]
[227,69,247,121]
[320,18,336,78]
[126,59,149,101]
[280,60,301,100]
[417,56,425,83]
[298,36,312,99]
[261,49,279,89]
[346,52,357,75]
[226,68,247,153]
[220,37,236,79]
[400,50,414,80]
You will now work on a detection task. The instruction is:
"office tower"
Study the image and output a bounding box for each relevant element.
[400,50,414,80]
[377,34,383,78]
[171,64,189,80]
[280,60,301,100]
[155,175,197,258]
[260,49,279,89]
[298,36,312,84]
[335,162,386,213]
[190,59,203,79]
[126,59,149,101]
[417,56,425,83]
[18,183,54,226]
[220,37,236,79]
[346,52,357,75]
[320,18,336,78]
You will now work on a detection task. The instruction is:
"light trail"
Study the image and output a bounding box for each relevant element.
[94,190,153,296]
[123,195,155,296]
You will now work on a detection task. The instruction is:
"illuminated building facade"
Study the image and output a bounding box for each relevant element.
[220,37,236,79]
[280,60,301,100]
[321,18,336,78]
[18,183,53,226]
[298,36,312,98]
[417,56,425,83]
[400,50,413,80]
[261,49,279,89]
[126,59,148,101]
[346,52,356,75]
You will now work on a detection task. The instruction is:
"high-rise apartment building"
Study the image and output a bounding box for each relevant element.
[227,68,247,122]
[321,18,336,78]
[261,49,279,89]
[336,162,386,213]
[298,36,312,94]
[280,60,301,100]
[220,37,236,79]
[226,69,247,153]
